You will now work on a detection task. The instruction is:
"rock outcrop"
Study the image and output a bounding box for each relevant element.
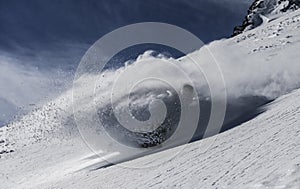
[233,0,300,36]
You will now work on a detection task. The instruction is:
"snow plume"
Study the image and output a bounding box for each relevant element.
[93,41,300,107]
[204,44,300,100]
[3,10,299,166]
[72,11,300,155]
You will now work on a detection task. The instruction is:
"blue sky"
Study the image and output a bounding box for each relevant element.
[0,0,252,68]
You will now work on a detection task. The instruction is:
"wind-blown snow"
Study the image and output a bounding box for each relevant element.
[1,78,300,189]
[0,6,300,189]
[0,55,72,126]
[79,8,300,104]
[27,89,300,189]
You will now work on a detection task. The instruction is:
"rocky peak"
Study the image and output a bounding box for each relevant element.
[233,0,300,36]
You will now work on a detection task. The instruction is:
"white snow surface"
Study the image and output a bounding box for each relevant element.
[0,9,300,189]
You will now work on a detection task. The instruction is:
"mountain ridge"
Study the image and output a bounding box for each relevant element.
[233,0,300,36]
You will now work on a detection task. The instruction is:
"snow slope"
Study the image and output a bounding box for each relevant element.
[33,88,300,189]
[1,79,300,188]
[0,7,300,189]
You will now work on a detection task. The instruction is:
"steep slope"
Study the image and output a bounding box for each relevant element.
[0,6,300,189]
[34,88,300,189]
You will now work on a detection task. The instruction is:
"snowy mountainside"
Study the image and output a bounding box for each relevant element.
[2,77,299,188]
[0,6,300,189]
[32,87,300,189]
[233,0,300,36]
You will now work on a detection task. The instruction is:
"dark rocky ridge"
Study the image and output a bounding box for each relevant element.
[233,0,300,36]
